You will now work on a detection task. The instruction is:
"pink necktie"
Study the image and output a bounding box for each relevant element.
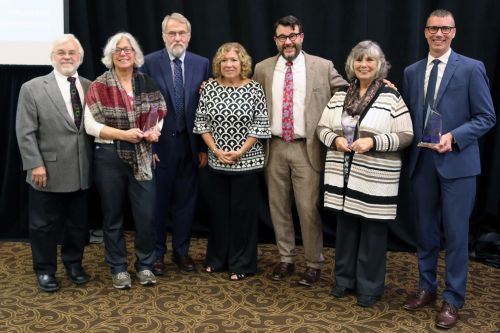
[282,61,294,143]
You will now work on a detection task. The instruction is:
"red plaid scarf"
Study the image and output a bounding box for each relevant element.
[86,69,166,180]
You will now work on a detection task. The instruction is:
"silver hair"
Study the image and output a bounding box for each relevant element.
[51,34,84,65]
[161,12,192,33]
[101,32,144,69]
[345,40,391,81]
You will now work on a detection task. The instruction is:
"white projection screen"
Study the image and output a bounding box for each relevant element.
[0,0,68,65]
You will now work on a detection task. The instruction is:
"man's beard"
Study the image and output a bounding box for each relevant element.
[280,44,301,61]
[169,43,187,58]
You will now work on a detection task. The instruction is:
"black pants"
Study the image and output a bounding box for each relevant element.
[334,213,388,297]
[205,171,259,275]
[94,143,155,274]
[29,187,88,274]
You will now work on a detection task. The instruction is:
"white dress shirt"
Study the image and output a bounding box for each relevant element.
[167,49,186,83]
[54,69,84,122]
[271,52,307,138]
[424,48,452,102]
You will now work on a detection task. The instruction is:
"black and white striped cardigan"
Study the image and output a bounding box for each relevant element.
[316,85,413,221]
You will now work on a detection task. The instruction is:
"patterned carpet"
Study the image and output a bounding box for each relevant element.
[0,233,499,333]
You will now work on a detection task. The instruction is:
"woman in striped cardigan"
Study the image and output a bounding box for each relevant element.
[316,40,413,307]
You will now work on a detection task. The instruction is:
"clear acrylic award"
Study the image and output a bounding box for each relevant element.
[342,115,359,146]
[418,105,442,148]
[142,106,159,133]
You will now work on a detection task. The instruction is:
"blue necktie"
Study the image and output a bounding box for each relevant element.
[425,59,440,108]
[173,57,185,132]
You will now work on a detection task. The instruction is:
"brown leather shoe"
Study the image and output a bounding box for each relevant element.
[403,289,437,310]
[271,262,295,281]
[173,255,196,272]
[297,267,321,286]
[435,301,459,329]
[153,257,165,276]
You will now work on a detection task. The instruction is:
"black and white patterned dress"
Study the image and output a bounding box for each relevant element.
[194,80,271,173]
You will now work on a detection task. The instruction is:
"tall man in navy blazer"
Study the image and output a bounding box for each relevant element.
[141,13,210,274]
[402,9,496,329]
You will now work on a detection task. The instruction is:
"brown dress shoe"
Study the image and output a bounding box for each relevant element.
[153,257,165,276]
[271,262,295,281]
[403,289,437,310]
[436,301,459,329]
[173,255,196,272]
[297,267,320,286]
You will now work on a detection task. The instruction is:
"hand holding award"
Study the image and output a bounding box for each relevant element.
[417,105,442,148]
[142,106,161,143]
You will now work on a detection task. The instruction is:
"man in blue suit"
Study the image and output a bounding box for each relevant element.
[402,9,496,329]
[141,12,210,274]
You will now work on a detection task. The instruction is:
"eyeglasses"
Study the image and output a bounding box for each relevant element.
[113,47,134,55]
[425,26,455,34]
[275,33,301,42]
[54,50,79,57]
[164,31,189,38]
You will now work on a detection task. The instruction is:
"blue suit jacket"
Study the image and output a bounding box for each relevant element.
[403,51,496,179]
[141,49,210,166]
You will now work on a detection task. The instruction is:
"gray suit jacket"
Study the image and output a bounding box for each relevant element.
[16,71,92,192]
[254,52,347,172]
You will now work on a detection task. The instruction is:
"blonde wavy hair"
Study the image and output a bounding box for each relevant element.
[212,42,252,79]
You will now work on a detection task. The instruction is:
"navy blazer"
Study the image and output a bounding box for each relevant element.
[141,49,210,165]
[403,51,496,179]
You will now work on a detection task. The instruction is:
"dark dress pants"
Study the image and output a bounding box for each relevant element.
[154,131,198,260]
[29,187,88,274]
[205,171,259,275]
[412,149,475,308]
[334,212,388,297]
[94,143,155,274]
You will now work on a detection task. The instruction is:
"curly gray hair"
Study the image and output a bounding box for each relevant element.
[101,32,144,69]
[345,40,390,81]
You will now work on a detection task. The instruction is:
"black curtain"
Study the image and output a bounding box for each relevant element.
[2,0,499,250]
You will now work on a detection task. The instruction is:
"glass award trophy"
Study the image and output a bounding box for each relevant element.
[142,106,159,133]
[342,115,359,146]
[418,105,442,148]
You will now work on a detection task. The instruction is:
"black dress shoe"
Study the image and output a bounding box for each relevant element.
[153,257,165,276]
[37,274,60,292]
[403,289,437,311]
[435,301,459,329]
[357,295,380,307]
[271,262,295,281]
[173,255,196,272]
[297,267,321,286]
[66,266,89,285]
[330,285,351,298]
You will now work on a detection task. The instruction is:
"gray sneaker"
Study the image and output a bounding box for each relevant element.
[112,271,132,289]
[136,270,157,285]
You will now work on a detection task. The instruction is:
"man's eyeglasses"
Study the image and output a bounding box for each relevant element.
[425,26,455,34]
[275,32,301,42]
[54,50,78,57]
[113,47,134,55]
[164,31,189,38]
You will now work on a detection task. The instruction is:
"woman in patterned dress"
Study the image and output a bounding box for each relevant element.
[194,42,271,280]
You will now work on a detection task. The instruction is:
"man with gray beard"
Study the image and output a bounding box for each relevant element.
[141,13,210,275]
